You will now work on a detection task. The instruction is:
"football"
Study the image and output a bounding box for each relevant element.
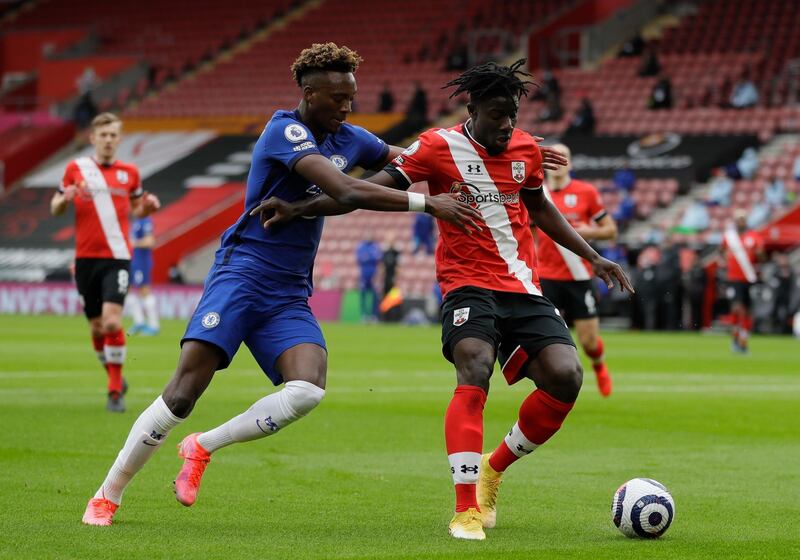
[612,478,675,538]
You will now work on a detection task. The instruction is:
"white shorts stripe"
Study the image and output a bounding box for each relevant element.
[75,157,131,260]
[437,129,541,296]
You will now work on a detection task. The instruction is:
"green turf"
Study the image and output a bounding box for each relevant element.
[1,315,798,559]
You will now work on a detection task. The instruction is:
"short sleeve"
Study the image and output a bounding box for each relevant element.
[383,131,438,189]
[350,125,390,169]
[263,118,320,170]
[523,143,544,191]
[130,167,144,199]
[59,161,78,193]
[588,184,608,222]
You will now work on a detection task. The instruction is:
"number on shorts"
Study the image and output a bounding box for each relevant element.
[117,269,130,294]
[584,289,596,315]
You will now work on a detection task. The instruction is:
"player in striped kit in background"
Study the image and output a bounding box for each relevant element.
[50,113,160,412]
[722,209,765,353]
[535,143,619,397]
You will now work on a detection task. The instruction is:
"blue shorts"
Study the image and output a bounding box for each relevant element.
[181,265,326,385]
[131,250,152,287]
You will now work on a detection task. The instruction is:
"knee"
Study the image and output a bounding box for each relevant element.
[102,317,123,334]
[456,348,494,388]
[548,361,583,402]
[284,380,325,418]
[579,333,598,353]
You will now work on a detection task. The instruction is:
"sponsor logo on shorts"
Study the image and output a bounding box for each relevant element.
[201,312,220,329]
[284,123,309,142]
[453,307,470,326]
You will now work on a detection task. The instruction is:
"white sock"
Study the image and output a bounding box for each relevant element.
[143,293,159,329]
[94,396,183,504]
[128,294,145,325]
[197,380,325,453]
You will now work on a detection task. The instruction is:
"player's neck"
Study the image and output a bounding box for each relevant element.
[548,175,571,190]
[297,102,327,143]
[93,154,115,166]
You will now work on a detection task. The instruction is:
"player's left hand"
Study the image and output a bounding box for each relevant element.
[590,255,635,294]
[532,136,569,171]
[142,193,161,215]
[249,197,299,228]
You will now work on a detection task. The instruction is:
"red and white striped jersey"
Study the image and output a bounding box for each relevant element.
[536,179,607,281]
[723,226,763,283]
[386,122,544,297]
[60,156,143,260]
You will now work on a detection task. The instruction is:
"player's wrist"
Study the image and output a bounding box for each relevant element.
[407,191,426,212]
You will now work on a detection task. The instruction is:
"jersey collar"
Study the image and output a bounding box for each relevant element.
[462,119,487,150]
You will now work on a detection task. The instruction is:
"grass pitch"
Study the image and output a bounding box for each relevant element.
[0,315,798,559]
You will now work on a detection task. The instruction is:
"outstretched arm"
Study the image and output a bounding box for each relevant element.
[522,188,633,292]
[251,154,482,234]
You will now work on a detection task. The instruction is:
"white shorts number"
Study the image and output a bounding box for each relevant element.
[584,289,596,315]
[117,269,130,294]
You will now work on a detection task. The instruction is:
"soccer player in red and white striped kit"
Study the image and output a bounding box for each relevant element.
[536,143,619,396]
[261,60,634,540]
[50,113,160,412]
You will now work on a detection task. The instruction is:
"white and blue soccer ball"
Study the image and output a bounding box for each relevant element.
[612,478,675,538]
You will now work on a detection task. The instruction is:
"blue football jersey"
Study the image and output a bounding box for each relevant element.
[215,110,388,297]
[132,217,154,241]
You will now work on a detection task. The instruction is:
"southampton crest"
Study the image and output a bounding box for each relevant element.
[511,161,525,183]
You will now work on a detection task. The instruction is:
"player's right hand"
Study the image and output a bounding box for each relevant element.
[249,197,300,229]
[426,193,483,235]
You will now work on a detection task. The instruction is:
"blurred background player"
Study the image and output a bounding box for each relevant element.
[356,233,382,322]
[127,216,160,335]
[722,209,766,353]
[536,143,618,397]
[81,43,481,527]
[50,112,160,412]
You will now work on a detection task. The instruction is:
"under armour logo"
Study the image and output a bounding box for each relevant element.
[256,416,279,434]
[516,443,532,455]
[460,465,479,474]
[466,164,482,174]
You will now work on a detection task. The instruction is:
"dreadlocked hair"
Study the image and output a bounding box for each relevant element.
[443,58,536,102]
[291,42,363,86]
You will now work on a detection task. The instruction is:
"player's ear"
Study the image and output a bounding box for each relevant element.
[302,84,315,105]
[466,102,476,119]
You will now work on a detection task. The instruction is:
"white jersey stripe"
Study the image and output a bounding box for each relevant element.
[75,157,131,260]
[437,129,541,296]
[724,225,757,283]
[542,186,590,281]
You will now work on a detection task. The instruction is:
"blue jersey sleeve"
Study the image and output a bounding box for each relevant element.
[349,125,390,170]
[262,117,321,170]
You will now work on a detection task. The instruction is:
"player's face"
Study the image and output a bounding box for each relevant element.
[90,122,122,163]
[470,95,519,155]
[546,143,572,180]
[305,71,356,135]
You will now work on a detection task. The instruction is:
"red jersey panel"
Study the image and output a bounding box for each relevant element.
[60,157,143,260]
[388,122,544,297]
[723,227,762,283]
[537,179,607,281]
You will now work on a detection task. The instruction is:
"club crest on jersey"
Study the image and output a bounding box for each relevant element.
[116,170,129,184]
[565,194,578,208]
[201,312,220,329]
[512,161,525,183]
[453,307,470,326]
[284,123,308,143]
[330,154,348,169]
[403,140,420,156]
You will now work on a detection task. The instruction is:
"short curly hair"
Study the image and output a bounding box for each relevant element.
[290,42,363,86]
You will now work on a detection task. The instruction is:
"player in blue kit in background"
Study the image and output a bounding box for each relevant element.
[127,216,160,335]
[81,42,485,526]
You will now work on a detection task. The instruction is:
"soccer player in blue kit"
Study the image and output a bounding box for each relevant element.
[81,43,487,526]
[128,216,160,335]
